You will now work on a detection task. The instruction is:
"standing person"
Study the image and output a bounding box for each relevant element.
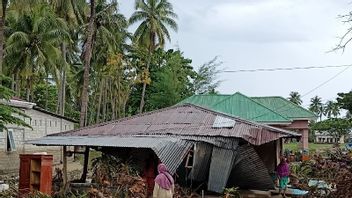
[276,156,290,197]
[153,163,174,198]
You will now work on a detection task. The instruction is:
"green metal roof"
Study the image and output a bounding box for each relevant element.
[210,92,291,123]
[178,92,315,123]
[178,94,230,108]
[251,96,316,120]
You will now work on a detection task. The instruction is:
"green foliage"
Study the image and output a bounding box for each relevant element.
[193,56,222,94]
[32,83,58,113]
[148,49,195,109]
[324,100,340,118]
[311,118,352,138]
[337,91,352,116]
[223,187,241,198]
[129,0,178,48]
[0,0,221,127]
[0,75,31,130]
[288,91,302,105]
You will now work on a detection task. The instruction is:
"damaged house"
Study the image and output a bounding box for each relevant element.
[28,104,300,193]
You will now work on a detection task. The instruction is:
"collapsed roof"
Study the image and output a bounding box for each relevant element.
[28,104,300,193]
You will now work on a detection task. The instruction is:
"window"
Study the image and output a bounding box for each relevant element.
[55,121,57,127]
[49,120,52,127]
[65,125,67,130]
[39,120,42,126]
[34,120,37,126]
[7,129,16,151]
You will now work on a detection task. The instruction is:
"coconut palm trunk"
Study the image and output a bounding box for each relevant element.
[139,50,152,113]
[59,43,67,115]
[79,0,95,127]
[0,0,8,76]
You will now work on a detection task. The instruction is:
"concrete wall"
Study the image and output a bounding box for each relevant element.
[0,108,75,173]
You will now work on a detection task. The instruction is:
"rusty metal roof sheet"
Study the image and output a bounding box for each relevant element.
[44,104,299,146]
[228,144,275,190]
[27,136,191,174]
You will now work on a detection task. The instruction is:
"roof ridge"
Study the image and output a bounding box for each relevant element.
[214,92,292,121]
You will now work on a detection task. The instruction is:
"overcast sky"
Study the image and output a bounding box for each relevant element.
[120,0,352,107]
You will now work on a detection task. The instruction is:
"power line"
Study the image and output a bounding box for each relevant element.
[222,64,352,73]
[301,66,351,97]
[249,66,351,120]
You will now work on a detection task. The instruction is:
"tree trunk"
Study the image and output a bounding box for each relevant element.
[139,32,155,113]
[59,43,67,116]
[96,79,103,123]
[15,73,20,96]
[0,16,4,76]
[26,77,30,101]
[79,0,95,128]
[0,0,6,76]
[102,80,106,122]
[139,50,152,113]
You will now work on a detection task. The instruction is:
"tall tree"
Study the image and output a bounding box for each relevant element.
[5,4,69,101]
[79,0,95,127]
[309,96,323,120]
[129,0,178,113]
[50,0,87,116]
[324,100,340,118]
[288,91,302,105]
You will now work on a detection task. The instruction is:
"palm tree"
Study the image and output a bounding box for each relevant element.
[79,0,95,127]
[309,96,323,120]
[129,0,178,113]
[50,0,87,116]
[324,100,340,118]
[5,4,69,101]
[288,91,302,105]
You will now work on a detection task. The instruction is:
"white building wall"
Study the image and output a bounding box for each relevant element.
[0,108,75,173]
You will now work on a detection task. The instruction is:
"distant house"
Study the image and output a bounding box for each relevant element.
[315,131,352,144]
[179,92,316,149]
[0,99,76,173]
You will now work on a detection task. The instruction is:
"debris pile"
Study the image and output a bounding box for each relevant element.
[90,154,147,198]
[289,147,352,197]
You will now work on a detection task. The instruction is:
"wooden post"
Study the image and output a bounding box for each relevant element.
[80,146,90,182]
[62,146,68,187]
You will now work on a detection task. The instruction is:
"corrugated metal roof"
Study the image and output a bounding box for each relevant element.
[228,144,275,190]
[208,92,291,123]
[27,136,191,174]
[251,96,317,120]
[43,104,299,146]
[178,93,315,123]
[178,93,291,123]
[208,147,236,193]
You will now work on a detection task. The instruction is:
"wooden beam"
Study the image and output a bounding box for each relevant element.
[80,146,90,182]
[62,146,68,191]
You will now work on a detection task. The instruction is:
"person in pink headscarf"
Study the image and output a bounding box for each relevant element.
[153,163,174,198]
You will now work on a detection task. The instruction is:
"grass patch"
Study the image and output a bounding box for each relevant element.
[284,142,346,152]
